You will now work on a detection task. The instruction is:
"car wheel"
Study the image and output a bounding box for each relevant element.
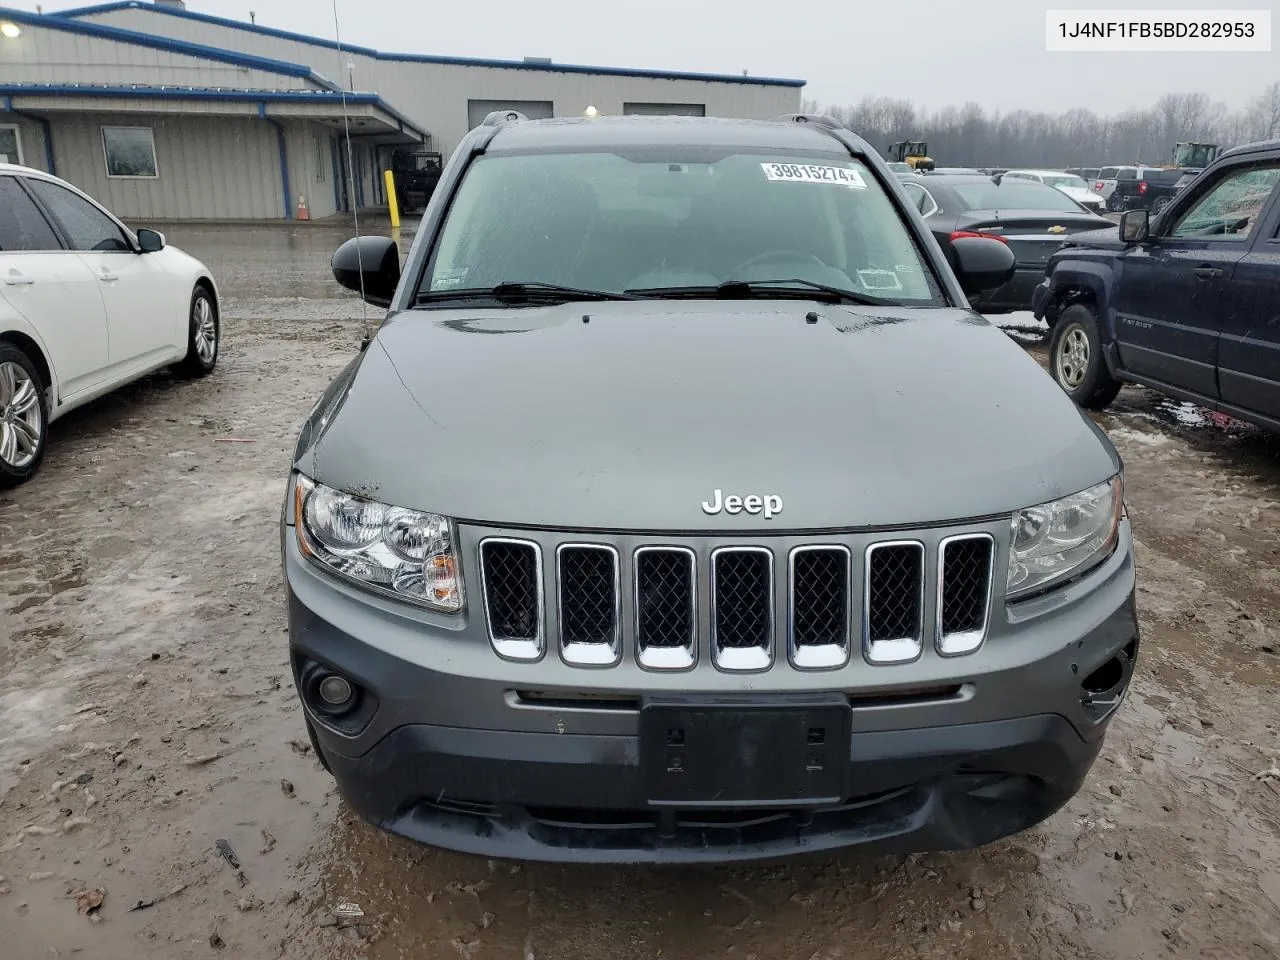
[1152,196,1170,214]
[0,343,49,488]
[1049,304,1121,410]
[178,283,219,378]
[1106,194,1122,213]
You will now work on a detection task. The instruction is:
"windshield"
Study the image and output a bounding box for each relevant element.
[1042,174,1088,190]
[422,151,943,304]
[951,180,1086,212]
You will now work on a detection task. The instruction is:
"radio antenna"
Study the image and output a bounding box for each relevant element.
[331,0,371,342]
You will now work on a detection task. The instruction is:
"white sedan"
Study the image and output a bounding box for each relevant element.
[0,163,220,487]
[1001,169,1107,215]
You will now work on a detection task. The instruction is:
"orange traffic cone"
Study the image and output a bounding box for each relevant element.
[296,194,310,221]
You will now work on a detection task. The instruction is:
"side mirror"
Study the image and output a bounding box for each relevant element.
[1120,209,1150,244]
[136,228,165,253]
[951,236,1016,295]
[331,235,400,308]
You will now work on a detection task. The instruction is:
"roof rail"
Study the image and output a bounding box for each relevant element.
[771,113,844,130]
[481,109,528,126]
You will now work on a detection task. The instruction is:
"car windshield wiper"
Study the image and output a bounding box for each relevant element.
[625,278,897,307]
[416,281,642,305]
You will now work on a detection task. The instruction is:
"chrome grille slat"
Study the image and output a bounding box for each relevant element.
[479,538,544,661]
[864,541,924,664]
[711,547,773,671]
[789,546,851,669]
[634,547,696,670]
[937,534,994,656]
[557,544,621,666]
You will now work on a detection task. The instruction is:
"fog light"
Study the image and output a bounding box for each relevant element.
[318,675,353,706]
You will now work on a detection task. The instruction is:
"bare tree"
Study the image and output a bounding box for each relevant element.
[812,83,1271,167]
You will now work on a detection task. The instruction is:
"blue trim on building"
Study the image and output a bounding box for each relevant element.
[263,114,293,220]
[47,1,807,87]
[0,6,330,83]
[0,84,428,142]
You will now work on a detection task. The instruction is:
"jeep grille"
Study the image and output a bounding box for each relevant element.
[479,539,543,660]
[864,542,925,664]
[789,546,851,668]
[710,548,774,670]
[556,545,621,665]
[634,547,696,669]
[938,534,994,655]
[477,530,996,670]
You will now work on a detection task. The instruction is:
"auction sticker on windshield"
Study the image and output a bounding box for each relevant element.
[761,163,867,188]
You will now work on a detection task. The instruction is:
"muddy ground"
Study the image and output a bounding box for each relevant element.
[3,224,1280,960]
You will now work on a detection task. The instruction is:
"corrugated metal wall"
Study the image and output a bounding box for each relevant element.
[71,7,803,158]
[377,61,801,158]
[46,112,285,220]
[0,20,318,89]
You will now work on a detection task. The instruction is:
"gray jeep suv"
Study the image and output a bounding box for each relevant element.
[281,112,1139,863]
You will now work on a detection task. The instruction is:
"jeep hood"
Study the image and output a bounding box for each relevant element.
[299,301,1120,530]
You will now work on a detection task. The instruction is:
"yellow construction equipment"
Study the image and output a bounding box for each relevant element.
[887,140,935,172]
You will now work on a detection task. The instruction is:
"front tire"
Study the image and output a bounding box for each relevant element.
[1049,304,1121,410]
[0,344,49,488]
[177,284,219,378]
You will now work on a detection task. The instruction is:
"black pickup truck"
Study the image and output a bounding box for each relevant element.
[1032,139,1280,431]
[1105,167,1185,214]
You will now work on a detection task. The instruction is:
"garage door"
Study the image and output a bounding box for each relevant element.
[468,100,554,130]
[622,102,706,117]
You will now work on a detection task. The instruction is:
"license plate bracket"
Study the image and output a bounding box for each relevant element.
[640,694,851,807]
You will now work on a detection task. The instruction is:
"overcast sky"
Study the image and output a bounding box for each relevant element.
[24,0,1278,113]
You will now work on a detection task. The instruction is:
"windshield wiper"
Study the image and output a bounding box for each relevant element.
[416,281,642,305]
[625,278,897,307]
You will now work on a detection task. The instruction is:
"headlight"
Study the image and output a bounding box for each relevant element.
[1007,475,1123,600]
[292,475,463,612]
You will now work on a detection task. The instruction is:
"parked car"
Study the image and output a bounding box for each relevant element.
[1105,167,1184,214]
[1092,166,1137,206]
[1066,167,1102,183]
[897,173,1113,312]
[1002,169,1106,215]
[282,112,1138,864]
[1034,140,1280,428]
[0,164,220,487]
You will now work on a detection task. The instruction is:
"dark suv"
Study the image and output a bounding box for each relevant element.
[1034,140,1280,428]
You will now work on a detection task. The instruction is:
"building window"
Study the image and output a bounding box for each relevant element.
[102,125,158,179]
[622,102,706,117]
[0,125,23,165]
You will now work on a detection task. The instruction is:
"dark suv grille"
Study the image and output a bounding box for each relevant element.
[557,545,620,665]
[865,542,924,663]
[478,531,994,670]
[710,548,773,669]
[479,539,542,659]
[938,534,994,655]
[635,548,696,669]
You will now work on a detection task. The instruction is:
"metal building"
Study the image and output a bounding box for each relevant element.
[0,1,805,221]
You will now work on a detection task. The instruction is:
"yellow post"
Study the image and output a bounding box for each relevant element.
[383,169,400,228]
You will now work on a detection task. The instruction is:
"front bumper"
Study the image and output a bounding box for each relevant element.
[284,522,1139,863]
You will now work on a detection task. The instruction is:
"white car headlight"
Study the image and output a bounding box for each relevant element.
[292,474,463,612]
[1007,475,1123,600]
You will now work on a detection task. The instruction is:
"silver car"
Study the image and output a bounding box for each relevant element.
[281,112,1139,863]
